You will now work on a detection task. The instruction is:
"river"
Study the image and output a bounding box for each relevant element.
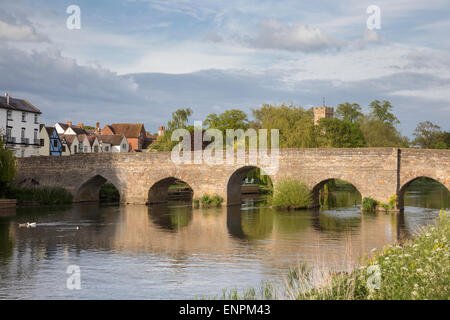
[0,183,448,299]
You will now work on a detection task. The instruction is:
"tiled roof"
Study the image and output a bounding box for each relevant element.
[56,123,69,130]
[0,96,41,114]
[59,134,76,147]
[109,123,144,138]
[97,134,125,146]
[45,126,56,136]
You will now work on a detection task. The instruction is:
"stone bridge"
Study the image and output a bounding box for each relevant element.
[16,148,449,209]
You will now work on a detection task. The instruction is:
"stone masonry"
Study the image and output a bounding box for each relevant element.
[16,148,450,208]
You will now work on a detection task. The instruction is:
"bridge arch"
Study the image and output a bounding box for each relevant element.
[398,176,450,209]
[226,166,273,206]
[312,178,362,208]
[74,174,121,202]
[147,177,193,204]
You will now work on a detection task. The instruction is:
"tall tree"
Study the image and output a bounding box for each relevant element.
[316,118,365,148]
[204,109,249,132]
[369,100,399,126]
[252,103,315,148]
[335,102,363,123]
[413,121,445,149]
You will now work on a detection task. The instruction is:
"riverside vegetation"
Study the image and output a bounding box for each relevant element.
[210,210,450,300]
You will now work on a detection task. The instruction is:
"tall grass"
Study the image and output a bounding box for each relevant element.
[271,178,312,209]
[6,185,73,205]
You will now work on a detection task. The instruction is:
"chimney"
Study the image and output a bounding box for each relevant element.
[5,93,10,105]
[67,121,72,126]
[77,123,84,128]
[96,122,100,130]
[158,126,165,136]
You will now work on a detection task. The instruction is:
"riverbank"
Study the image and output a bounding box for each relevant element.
[213,210,449,300]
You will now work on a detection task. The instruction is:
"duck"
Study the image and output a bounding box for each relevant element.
[18,222,37,228]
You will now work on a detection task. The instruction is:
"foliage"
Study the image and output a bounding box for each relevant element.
[6,185,73,205]
[368,100,399,126]
[147,108,193,151]
[335,102,362,123]
[271,178,312,209]
[413,121,448,149]
[362,197,378,211]
[252,103,315,148]
[99,182,120,203]
[316,118,365,147]
[0,138,17,197]
[204,109,249,132]
[359,116,409,147]
[244,168,273,189]
[200,194,223,207]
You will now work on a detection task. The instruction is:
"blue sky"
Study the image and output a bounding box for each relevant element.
[1,0,449,135]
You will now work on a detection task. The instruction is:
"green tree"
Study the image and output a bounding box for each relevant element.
[168,108,192,130]
[0,138,17,197]
[204,109,249,132]
[252,103,315,148]
[148,108,193,151]
[369,100,399,126]
[359,115,409,147]
[335,102,363,123]
[413,121,446,149]
[316,118,365,148]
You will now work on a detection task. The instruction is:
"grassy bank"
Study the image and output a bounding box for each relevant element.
[5,185,73,205]
[212,210,449,300]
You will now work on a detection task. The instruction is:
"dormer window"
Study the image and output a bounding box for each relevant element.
[22,112,26,122]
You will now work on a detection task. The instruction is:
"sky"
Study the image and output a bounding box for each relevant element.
[0,0,449,136]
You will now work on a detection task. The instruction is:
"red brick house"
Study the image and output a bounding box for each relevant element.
[101,123,146,151]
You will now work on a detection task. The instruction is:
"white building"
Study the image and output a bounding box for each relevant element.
[0,93,41,157]
[98,135,129,152]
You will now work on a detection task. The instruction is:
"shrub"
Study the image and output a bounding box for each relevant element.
[362,197,378,211]
[200,194,223,207]
[271,178,312,209]
[6,185,73,205]
[99,182,120,203]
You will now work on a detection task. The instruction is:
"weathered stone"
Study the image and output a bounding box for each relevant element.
[15,148,449,209]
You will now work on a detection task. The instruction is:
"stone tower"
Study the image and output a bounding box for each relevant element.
[313,106,334,125]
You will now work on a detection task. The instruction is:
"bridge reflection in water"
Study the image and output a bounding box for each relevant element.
[0,182,447,299]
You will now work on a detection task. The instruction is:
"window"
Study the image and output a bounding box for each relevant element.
[62,145,66,152]
[7,110,12,121]
[34,129,38,144]
[53,139,58,148]
[79,143,83,152]
[84,146,88,152]
[105,146,109,152]
[122,143,127,150]
[21,128,25,138]
[22,112,26,122]
[6,127,12,139]
[94,146,99,153]
[34,114,38,124]
[74,145,78,153]
[20,149,25,158]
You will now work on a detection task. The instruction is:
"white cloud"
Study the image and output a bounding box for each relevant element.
[0,15,48,42]
[245,19,340,52]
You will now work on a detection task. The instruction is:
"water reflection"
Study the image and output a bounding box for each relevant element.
[0,184,446,299]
